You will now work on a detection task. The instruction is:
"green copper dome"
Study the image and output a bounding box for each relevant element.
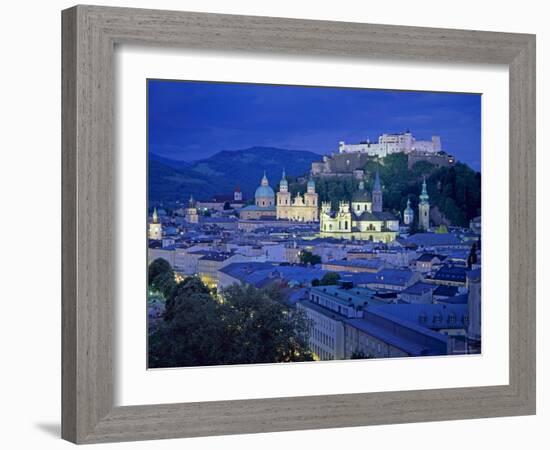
[255,171,275,199]
[255,185,275,199]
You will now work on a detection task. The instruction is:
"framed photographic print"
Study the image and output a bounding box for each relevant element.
[62,5,536,444]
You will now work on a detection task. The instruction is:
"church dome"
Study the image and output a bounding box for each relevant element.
[352,181,371,202]
[352,189,372,202]
[255,172,275,200]
[255,184,275,199]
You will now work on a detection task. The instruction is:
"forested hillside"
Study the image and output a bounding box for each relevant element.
[289,153,481,227]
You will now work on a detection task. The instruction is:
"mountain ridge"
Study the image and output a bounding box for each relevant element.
[149,146,321,204]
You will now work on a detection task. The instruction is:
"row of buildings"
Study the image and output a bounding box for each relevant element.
[147,129,480,361]
[148,197,482,359]
[230,168,430,242]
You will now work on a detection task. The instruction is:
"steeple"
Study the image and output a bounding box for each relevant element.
[261,170,269,186]
[149,207,163,239]
[419,176,429,203]
[373,169,382,193]
[372,168,383,213]
[307,173,316,194]
[279,169,288,190]
[418,177,430,230]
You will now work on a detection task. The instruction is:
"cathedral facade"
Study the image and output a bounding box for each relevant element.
[276,170,319,222]
[319,171,399,243]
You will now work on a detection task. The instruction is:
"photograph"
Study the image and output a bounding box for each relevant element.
[146,80,482,368]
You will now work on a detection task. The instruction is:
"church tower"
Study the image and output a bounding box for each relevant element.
[351,180,372,214]
[337,201,352,232]
[185,196,199,224]
[148,207,163,240]
[418,177,430,231]
[372,169,383,213]
[303,174,319,221]
[233,186,242,201]
[255,171,275,207]
[276,169,292,219]
[403,198,414,225]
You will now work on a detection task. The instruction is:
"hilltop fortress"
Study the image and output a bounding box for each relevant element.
[311,131,455,178]
[235,131,444,238]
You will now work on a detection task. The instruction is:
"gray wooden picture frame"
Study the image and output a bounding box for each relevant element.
[61,4,536,444]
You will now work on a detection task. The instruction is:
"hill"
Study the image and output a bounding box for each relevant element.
[148,146,320,203]
[289,153,481,227]
[149,153,191,170]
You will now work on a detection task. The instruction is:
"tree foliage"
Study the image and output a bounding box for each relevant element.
[148,258,176,299]
[319,272,341,286]
[289,153,481,227]
[299,250,321,266]
[148,279,314,368]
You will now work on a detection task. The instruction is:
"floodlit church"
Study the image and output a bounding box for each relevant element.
[239,171,319,222]
[276,170,319,222]
[319,171,399,242]
[148,208,163,240]
[239,172,277,220]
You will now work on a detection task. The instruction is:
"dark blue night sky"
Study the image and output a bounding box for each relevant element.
[148,79,481,171]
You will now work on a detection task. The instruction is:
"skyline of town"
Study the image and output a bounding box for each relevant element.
[147,80,482,368]
[148,79,482,171]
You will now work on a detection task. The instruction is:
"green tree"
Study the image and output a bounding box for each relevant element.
[319,272,341,286]
[148,258,176,298]
[299,250,322,266]
[149,281,314,368]
[148,258,172,285]
[149,291,226,368]
[220,284,314,364]
[154,270,177,299]
[435,224,449,234]
[164,276,210,321]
